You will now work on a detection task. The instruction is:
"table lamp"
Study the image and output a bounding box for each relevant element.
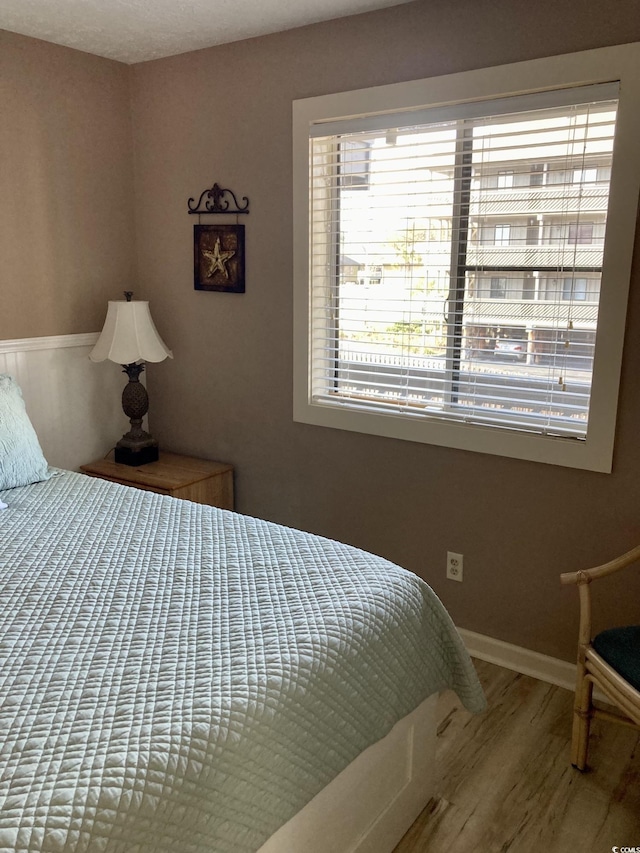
[90,292,173,466]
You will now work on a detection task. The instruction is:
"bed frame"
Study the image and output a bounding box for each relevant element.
[260,693,437,853]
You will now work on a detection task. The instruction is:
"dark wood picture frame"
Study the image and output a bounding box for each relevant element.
[194,224,245,293]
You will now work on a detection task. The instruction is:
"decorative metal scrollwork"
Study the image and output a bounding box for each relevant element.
[188,182,250,215]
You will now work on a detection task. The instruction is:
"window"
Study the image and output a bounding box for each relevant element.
[526,218,539,245]
[568,222,594,244]
[562,277,589,301]
[293,45,640,472]
[490,277,507,298]
[339,140,372,189]
[530,164,545,186]
[573,167,598,184]
[494,224,511,245]
[497,170,514,187]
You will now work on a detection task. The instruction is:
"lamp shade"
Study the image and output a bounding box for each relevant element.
[89,300,173,365]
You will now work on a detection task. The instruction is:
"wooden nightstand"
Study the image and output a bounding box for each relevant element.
[80,451,234,510]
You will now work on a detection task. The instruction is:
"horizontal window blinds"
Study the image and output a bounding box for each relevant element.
[308,86,619,439]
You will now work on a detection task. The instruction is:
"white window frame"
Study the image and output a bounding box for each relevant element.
[292,44,640,472]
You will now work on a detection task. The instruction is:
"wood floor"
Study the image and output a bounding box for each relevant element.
[394,659,640,853]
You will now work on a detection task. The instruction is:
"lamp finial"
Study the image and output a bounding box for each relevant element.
[124,291,133,302]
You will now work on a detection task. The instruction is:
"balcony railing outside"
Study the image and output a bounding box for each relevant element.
[466,243,604,268]
[464,296,599,328]
[469,183,609,216]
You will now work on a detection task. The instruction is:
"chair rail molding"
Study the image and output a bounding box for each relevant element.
[0,332,100,353]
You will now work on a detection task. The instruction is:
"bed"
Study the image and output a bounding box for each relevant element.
[0,373,485,853]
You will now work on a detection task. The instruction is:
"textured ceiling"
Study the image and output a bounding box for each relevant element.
[0,0,414,64]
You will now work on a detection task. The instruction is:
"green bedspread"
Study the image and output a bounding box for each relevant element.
[0,471,485,852]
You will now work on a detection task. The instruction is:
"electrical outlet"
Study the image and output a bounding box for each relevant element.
[446,551,463,582]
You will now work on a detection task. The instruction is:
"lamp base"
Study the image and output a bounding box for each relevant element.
[116,362,159,466]
[114,444,159,466]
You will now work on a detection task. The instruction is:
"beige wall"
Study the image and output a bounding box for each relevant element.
[4,1,640,662]
[130,0,640,661]
[0,30,135,339]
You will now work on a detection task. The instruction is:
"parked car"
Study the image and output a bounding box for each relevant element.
[494,338,527,361]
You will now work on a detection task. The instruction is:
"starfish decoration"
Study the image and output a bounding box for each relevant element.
[202,237,235,279]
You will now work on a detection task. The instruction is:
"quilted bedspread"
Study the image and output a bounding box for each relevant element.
[0,471,485,853]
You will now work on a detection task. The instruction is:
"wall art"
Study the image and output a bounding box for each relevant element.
[194,224,245,293]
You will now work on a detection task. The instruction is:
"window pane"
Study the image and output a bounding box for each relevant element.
[568,222,594,244]
[308,94,617,440]
[494,224,511,245]
[498,170,514,187]
[490,277,507,298]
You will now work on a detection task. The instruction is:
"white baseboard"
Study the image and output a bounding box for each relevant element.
[458,628,577,692]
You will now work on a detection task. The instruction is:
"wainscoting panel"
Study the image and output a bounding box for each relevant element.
[0,333,130,471]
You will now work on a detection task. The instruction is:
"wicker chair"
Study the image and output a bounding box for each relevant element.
[560,545,640,771]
